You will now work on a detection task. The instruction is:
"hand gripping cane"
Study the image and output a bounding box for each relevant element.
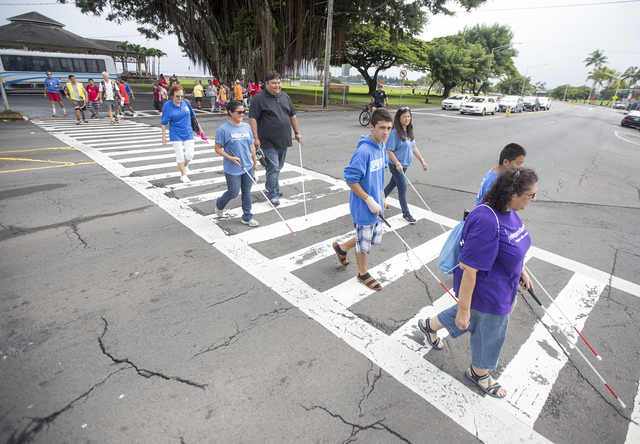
[227,147,295,236]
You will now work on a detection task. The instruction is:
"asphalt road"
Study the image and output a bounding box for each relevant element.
[1,96,640,444]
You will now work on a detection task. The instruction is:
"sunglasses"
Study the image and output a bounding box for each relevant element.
[173,94,184,98]
[399,107,411,111]
[234,110,246,115]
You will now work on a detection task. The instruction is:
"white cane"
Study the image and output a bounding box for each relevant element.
[298,141,307,218]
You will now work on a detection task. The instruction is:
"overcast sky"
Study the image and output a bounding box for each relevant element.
[1,0,639,89]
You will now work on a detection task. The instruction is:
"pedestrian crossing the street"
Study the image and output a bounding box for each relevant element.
[34,118,640,444]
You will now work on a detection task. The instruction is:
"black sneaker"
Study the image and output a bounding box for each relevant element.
[403,214,417,224]
[269,198,280,207]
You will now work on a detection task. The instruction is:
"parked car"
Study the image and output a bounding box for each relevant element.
[614,101,628,110]
[441,94,471,110]
[523,96,540,111]
[459,96,499,115]
[621,110,640,129]
[498,95,524,113]
[538,97,551,110]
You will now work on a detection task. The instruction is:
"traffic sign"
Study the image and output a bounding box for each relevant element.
[400,70,407,79]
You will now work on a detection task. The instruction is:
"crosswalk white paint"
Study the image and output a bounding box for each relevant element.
[34,118,640,443]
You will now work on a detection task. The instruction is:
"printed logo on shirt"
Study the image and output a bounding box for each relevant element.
[508,224,529,243]
[231,132,252,139]
[370,157,386,172]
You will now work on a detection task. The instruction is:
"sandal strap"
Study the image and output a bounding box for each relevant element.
[469,366,490,381]
[358,273,382,290]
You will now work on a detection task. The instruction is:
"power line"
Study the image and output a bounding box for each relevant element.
[474,0,640,12]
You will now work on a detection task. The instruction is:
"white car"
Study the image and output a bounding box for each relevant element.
[441,94,471,110]
[538,97,551,110]
[459,96,498,115]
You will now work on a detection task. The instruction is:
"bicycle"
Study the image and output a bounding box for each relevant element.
[359,104,372,126]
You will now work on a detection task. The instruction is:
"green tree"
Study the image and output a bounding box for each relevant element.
[584,49,608,103]
[115,41,132,75]
[622,66,639,87]
[495,74,528,96]
[64,0,488,82]
[456,23,517,94]
[339,25,415,95]
[424,36,477,97]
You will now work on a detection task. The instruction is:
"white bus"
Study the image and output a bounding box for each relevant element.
[0,49,117,91]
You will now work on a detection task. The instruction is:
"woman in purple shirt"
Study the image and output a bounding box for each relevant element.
[418,167,538,399]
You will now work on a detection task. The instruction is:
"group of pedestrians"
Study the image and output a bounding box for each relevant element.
[150,70,539,401]
[44,71,137,124]
[197,78,262,113]
[331,105,537,400]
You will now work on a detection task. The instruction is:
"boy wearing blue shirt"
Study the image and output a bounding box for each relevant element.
[332,109,393,291]
[474,143,527,206]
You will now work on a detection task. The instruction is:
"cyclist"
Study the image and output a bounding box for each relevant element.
[370,84,389,113]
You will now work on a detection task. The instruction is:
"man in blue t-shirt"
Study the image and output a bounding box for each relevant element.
[474,143,527,206]
[331,109,393,292]
[43,71,67,116]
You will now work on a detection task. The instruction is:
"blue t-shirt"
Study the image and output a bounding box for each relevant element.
[344,135,388,226]
[124,84,133,97]
[474,169,499,206]
[161,100,194,142]
[453,206,531,315]
[215,121,255,176]
[386,128,416,167]
[44,77,61,93]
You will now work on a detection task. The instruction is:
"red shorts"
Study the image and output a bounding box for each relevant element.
[48,92,61,102]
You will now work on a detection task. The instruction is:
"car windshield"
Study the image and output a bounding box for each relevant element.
[448,95,465,100]
[470,97,485,103]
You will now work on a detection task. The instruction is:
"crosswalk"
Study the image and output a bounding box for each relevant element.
[34,117,640,443]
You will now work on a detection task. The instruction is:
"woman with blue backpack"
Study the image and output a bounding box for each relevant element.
[419,166,537,399]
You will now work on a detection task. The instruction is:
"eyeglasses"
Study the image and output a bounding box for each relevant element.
[234,110,246,115]
[173,94,184,98]
[523,192,536,199]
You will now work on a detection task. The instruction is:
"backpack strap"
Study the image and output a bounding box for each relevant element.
[475,204,500,233]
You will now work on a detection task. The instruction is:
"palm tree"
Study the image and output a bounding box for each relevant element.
[144,47,157,76]
[129,44,143,77]
[115,41,132,75]
[622,66,639,87]
[153,49,167,78]
[584,49,608,104]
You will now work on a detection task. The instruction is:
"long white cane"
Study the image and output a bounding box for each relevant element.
[298,141,307,217]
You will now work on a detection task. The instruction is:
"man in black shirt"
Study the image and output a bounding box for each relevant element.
[370,84,388,113]
[248,71,302,207]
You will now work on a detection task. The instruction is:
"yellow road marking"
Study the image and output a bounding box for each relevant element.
[0,160,96,173]
[0,146,75,154]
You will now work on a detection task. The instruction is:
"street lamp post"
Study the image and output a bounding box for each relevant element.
[486,43,520,88]
[521,64,547,96]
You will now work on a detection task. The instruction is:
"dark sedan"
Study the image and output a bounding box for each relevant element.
[621,111,640,129]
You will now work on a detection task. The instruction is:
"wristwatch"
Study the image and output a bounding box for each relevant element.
[295,132,300,135]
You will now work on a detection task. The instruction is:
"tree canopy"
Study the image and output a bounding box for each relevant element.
[62,0,488,82]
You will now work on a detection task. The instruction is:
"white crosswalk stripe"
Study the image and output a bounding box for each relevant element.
[34,118,640,444]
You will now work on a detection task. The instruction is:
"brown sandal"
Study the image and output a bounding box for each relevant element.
[357,273,382,291]
[332,242,350,267]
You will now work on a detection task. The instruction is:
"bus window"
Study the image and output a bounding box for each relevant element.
[85,59,99,73]
[59,58,74,72]
[31,57,49,72]
[73,58,87,73]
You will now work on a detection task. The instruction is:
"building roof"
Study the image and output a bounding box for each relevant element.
[0,11,123,55]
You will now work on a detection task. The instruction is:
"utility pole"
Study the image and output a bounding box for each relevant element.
[322,0,334,108]
[0,75,10,111]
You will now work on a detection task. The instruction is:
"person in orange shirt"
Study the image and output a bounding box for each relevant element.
[234,80,243,101]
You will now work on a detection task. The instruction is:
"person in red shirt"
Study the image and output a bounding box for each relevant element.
[85,78,102,119]
[116,78,136,117]
[158,74,168,88]
[212,76,219,88]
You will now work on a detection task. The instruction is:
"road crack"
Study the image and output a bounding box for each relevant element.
[99,317,207,390]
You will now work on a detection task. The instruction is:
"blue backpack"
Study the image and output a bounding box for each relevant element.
[438,205,499,275]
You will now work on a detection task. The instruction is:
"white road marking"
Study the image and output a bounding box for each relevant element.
[34,119,640,443]
[626,380,640,443]
[615,130,640,146]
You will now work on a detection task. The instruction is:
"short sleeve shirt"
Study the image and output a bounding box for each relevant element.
[44,77,61,93]
[453,206,531,315]
[86,84,100,102]
[248,89,296,149]
[474,170,499,206]
[215,121,255,176]
[385,128,415,167]
[371,90,387,105]
[161,100,194,142]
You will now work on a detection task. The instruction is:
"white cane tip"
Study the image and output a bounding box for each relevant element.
[596,355,603,361]
[618,399,626,409]
[568,343,575,349]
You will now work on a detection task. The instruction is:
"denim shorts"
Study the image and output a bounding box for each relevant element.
[354,221,382,254]
[437,304,509,370]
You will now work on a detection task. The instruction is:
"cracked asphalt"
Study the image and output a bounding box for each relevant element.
[1,98,640,443]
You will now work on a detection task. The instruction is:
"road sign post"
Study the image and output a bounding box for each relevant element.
[399,70,407,106]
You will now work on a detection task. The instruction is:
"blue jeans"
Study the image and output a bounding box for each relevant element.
[262,147,288,200]
[437,304,509,370]
[384,164,409,215]
[216,171,254,221]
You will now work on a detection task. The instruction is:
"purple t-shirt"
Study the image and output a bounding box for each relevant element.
[453,205,531,315]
